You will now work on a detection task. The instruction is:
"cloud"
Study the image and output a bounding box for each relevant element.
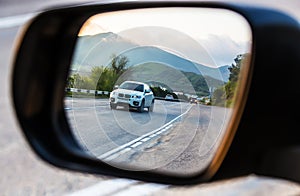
[198,34,252,66]
[118,27,251,67]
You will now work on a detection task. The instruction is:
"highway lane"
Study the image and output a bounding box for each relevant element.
[65,98,195,156]
[107,104,225,174]
[65,97,231,175]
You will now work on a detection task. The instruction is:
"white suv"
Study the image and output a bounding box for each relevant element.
[109,81,155,112]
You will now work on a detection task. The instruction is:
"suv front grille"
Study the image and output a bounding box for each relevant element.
[125,94,131,99]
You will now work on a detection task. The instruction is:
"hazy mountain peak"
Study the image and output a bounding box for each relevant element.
[73,32,230,82]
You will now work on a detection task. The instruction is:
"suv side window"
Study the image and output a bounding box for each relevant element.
[135,84,144,92]
[144,85,151,93]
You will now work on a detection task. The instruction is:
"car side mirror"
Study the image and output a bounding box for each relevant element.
[12,1,300,185]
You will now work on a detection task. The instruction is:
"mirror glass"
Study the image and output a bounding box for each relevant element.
[65,7,252,176]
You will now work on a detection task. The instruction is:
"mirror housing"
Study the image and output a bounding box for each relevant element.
[12,1,300,184]
[113,85,119,90]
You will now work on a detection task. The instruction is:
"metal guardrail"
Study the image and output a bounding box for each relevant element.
[66,88,189,102]
[66,88,110,95]
[154,97,184,102]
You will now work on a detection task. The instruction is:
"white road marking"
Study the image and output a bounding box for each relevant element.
[130,141,143,148]
[141,137,150,142]
[113,183,169,196]
[64,105,109,111]
[66,178,138,196]
[120,147,131,154]
[98,105,193,161]
[66,178,169,196]
[149,134,157,138]
[0,13,36,29]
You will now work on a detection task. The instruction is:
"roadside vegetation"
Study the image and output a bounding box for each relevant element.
[66,53,249,106]
[212,54,250,107]
[67,54,127,93]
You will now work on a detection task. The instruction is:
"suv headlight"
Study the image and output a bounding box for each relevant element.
[110,92,116,97]
[132,95,141,99]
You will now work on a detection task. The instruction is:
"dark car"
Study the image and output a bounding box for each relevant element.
[190,97,198,104]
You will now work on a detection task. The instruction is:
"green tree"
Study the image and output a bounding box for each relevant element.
[72,73,85,89]
[90,66,103,86]
[228,54,243,83]
[95,67,117,91]
[67,55,129,96]
[110,54,129,75]
[213,53,249,107]
[66,75,75,88]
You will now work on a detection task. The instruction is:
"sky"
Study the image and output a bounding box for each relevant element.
[78,7,252,67]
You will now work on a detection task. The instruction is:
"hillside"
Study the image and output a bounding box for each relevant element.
[116,62,223,96]
[72,32,231,83]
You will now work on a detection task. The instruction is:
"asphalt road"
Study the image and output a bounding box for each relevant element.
[65,99,194,155]
[1,0,300,195]
[65,98,230,175]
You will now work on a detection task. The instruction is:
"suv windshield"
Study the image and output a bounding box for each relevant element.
[119,82,144,92]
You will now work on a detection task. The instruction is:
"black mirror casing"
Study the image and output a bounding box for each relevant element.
[213,8,300,182]
[12,1,300,184]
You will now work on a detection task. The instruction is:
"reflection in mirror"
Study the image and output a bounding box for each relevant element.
[65,7,252,176]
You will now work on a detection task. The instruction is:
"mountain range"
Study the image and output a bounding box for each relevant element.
[72,32,231,84]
